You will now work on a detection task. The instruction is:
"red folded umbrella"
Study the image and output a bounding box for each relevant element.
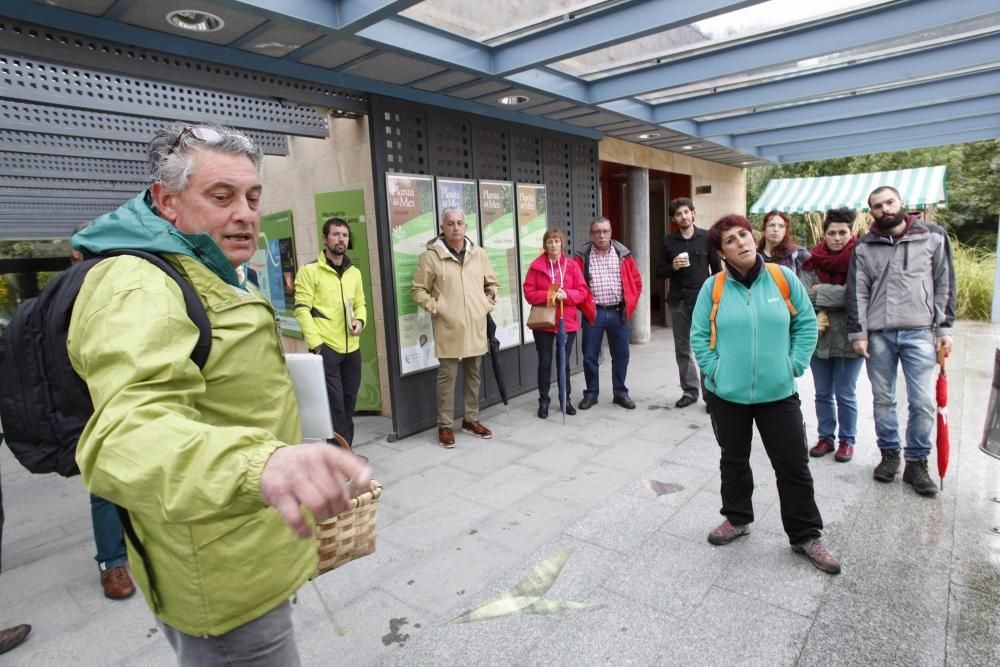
[936,348,950,491]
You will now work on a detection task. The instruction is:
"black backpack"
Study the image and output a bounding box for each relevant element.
[0,249,212,477]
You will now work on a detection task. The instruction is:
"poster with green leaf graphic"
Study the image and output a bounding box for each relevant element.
[516,184,548,343]
[437,178,480,244]
[250,210,301,338]
[313,189,382,412]
[387,173,440,376]
[479,180,520,350]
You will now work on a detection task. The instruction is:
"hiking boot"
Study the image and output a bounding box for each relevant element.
[578,395,598,410]
[873,449,901,482]
[707,519,750,546]
[902,458,938,496]
[834,442,854,463]
[792,538,841,575]
[809,438,835,458]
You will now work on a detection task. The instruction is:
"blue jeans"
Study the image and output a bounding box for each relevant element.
[810,356,865,445]
[866,330,937,460]
[90,494,127,571]
[581,306,631,399]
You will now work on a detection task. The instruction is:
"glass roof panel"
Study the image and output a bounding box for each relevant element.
[637,18,1000,106]
[400,0,629,46]
[693,63,998,122]
[549,0,893,80]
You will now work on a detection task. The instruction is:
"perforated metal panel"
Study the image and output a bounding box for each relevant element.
[0,129,145,160]
[381,108,428,174]
[0,151,145,179]
[0,100,289,155]
[0,53,328,136]
[573,142,599,236]
[473,126,509,181]
[510,130,542,184]
[543,135,573,249]
[0,18,367,115]
[428,114,472,179]
[0,186,131,200]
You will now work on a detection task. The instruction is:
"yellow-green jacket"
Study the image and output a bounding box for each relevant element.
[68,193,315,637]
[293,255,367,353]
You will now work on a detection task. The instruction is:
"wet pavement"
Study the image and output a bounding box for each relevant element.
[2,320,999,666]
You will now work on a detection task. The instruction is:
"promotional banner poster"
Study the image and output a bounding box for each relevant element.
[516,184,548,343]
[386,173,440,376]
[314,189,382,412]
[250,210,301,338]
[436,178,481,244]
[478,180,520,350]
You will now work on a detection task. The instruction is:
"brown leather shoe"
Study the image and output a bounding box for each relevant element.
[101,564,136,600]
[0,624,31,655]
[438,427,456,448]
[461,420,493,439]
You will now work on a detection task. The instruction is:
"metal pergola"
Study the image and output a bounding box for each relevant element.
[0,0,997,239]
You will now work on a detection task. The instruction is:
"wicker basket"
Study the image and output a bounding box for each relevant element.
[314,478,382,577]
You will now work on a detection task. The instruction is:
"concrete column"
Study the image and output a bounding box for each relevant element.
[627,166,650,344]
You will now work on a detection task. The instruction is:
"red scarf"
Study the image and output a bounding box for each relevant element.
[803,237,856,285]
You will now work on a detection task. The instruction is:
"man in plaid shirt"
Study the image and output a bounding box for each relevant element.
[573,217,643,411]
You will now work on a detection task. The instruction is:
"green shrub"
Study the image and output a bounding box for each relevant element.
[952,239,994,321]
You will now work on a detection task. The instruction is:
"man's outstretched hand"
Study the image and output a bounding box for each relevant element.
[261,443,373,538]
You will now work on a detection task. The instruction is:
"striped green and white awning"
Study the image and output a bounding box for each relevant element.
[749,165,947,214]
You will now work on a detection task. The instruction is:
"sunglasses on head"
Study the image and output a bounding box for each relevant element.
[168,126,224,154]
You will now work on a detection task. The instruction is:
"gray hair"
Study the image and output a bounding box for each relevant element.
[440,207,466,223]
[148,122,262,193]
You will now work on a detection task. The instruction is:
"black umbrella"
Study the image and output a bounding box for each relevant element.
[486,314,509,415]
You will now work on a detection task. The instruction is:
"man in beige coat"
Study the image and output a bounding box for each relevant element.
[411,208,500,448]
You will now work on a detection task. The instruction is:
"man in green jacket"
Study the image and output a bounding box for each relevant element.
[69,123,370,664]
[294,218,367,445]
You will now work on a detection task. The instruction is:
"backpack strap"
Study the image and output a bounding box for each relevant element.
[708,272,726,350]
[102,250,212,368]
[764,263,797,318]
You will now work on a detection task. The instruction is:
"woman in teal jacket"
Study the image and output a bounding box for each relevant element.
[690,215,840,575]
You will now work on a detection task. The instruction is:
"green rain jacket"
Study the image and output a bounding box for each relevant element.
[690,259,818,405]
[293,255,367,354]
[67,192,315,636]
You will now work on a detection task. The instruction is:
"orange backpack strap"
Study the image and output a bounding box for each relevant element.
[709,272,726,350]
[764,263,797,317]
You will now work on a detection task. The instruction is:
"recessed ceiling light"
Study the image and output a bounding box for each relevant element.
[497,94,530,106]
[681,144,700,150]
[637,132,660,139]
[166,9,225,33]
[742,161,753,165]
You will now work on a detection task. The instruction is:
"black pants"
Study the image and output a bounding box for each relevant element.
[534,330,576,406]
[704,391,823,545]
[320,347,362,445]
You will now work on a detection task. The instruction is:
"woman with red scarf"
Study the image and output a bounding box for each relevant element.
[801,207,862,463]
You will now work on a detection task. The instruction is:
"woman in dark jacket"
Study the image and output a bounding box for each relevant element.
[523,228,588,419]
[800,207,863,463]
[691,214,840,575]
[758,210,810,278]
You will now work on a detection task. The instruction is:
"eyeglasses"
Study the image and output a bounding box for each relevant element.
[168,126,224,155]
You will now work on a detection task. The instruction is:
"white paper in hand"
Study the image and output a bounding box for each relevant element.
[285,353,334,440]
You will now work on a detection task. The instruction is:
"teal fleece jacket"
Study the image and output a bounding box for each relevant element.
[690,261,817,405]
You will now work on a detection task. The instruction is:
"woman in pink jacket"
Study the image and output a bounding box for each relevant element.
[523,228,589,419]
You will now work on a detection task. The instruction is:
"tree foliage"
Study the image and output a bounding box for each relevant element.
[747,139,1000,247]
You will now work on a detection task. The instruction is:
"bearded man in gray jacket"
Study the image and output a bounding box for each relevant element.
[846,186,955,497]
